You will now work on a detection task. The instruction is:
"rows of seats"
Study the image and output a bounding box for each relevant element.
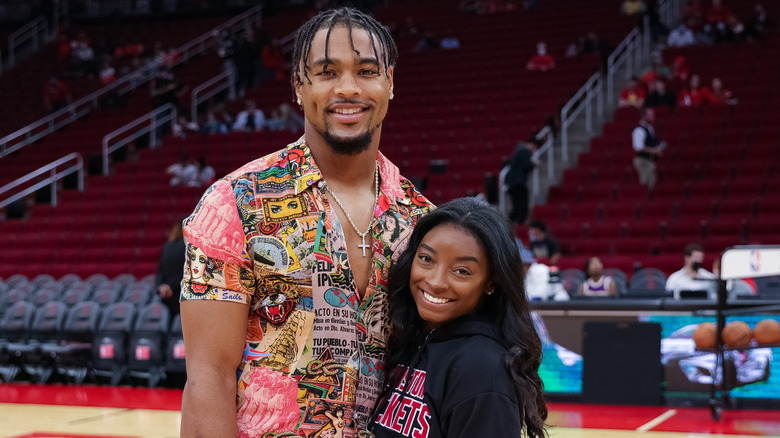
[0,0,637,279]
[0,273,183,388]
[557,267,780,300]
[533,38,780,275]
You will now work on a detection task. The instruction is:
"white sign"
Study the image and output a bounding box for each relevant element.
[721,246,780,280]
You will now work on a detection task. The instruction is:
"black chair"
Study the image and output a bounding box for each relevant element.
[113,274,137,288]
[603,268,628,285]
[92,288,122,308]
[5,301,68,383]
[165,313,186,375]
[122,287,152,308]
[561,269,586,298]
[0,288,27,321]
[42,301,102,384]
[5,274,29,289]
[61,288,92,308]
[0,301,36,382]
[31,274,56,288]
[31,289,59,307]
[624,268,669,298]
[59,274,83,288]
[92,302,137,386]
[128,301,170,387]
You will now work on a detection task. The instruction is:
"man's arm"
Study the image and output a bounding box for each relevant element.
[181,300,249,438]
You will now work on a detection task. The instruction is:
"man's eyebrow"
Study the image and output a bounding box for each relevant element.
[310,57,380,67]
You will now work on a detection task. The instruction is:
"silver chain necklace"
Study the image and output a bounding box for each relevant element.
[322,164,379,257]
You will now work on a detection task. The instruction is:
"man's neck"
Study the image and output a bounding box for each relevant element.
[685,267,699,278]
[305,133,380,191]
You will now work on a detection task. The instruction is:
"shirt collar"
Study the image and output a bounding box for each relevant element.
[286,136,410,205]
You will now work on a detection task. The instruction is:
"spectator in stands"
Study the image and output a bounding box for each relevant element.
[42,76,72,114]
[150,66,185,109]
[172,116,200,139]
[666,243,717,299]
[528,220,561,265]
[232,100,266,132]
[526,42,555,71]
[644,80,677,108]
[234,29,259,96]
[70,31,97,78]
[711,77,737,105]
[620,0,646,16]
[166,154,198,186]
[156,221,186,317]
[640,53,670,84]
[278,102,305,133]
[99,59,117,85]
[619,76,647,108]
[196,156,216,187]
[667,21,696,46]
[667,55,691,93]
[681,0,705,33]
[577,257,617,297]
[677,74,717,106]
[505,140,538,224]
[705,0,738,43]
[57,33,71,61]
[261,39,286,82]
[440,32,461,50]
[745,3,773,41]
[632,107,665,190]
[413,31,439,52]
[201,110,229,134]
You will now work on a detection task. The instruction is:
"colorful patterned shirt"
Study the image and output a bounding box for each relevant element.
[181,138,433,438]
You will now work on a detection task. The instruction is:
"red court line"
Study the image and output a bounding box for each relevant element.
[0,384,182,411]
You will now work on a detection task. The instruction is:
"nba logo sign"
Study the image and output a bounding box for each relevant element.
[749,250,761,272]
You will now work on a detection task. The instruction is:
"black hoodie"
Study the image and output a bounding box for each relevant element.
[369,316,524,438]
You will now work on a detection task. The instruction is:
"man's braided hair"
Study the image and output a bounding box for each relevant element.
[291,7,398,89]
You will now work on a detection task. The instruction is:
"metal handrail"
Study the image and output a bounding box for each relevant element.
[560,72,603,164]
[102,104,177,175]
[8,16,50,68]
[606,28,641,104]
[191,69,235,122]
[0,4,263,159]
[0,153,84,209]
[531,126,554,198]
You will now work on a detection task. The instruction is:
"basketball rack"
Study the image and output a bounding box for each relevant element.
[695,245,780,420]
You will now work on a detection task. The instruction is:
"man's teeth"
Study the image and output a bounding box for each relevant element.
[333,108,362,114]
[423,291,449,304]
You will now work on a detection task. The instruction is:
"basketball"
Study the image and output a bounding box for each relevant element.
[693,322,717,349]
[754,319,780,345]
[722,321,753,347]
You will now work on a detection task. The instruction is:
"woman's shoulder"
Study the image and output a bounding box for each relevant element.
[430,331,514,392]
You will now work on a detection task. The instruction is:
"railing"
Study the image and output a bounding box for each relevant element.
[560,72,603,165]
[7,16,50,70]
[606,27,642,105]
[191,69,235,122]
[0,153,84,210]
[530,126,554,199]
[102,104,177,175]
[0,4,263,159]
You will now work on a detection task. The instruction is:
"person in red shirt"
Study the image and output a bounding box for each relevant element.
[526,42,555,71]
[42,76,72,113]
[619,76,647,108]
[677,74,717,106]
[711,77,737,105]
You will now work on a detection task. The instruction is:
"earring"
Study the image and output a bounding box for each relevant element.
[296,98,302,106]
[486,289,494,296]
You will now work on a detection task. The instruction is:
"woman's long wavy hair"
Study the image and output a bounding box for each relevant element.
[384,197,548,437]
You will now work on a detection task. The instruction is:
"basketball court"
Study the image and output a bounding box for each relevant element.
[1,384,778,438]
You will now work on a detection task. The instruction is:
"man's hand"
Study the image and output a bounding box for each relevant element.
[158,283,173,299]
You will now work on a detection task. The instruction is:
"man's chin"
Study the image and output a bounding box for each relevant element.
[323,129,374,155]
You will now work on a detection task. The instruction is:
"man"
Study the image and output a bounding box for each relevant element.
[618,76,646,108]
[666,243,717,299]
[179,8,433,438]
[232,99,266,132]
[644,80,676,109]
[505,139,538,224]
[632,107,665,190]
[526,42,555,71]
[528,220,561,266]
[667,21,695,47]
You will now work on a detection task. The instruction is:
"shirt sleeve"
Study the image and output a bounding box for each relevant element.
[632,127,646,152]
[181,179,255,304]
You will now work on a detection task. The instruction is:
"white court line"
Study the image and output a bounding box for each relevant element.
[636,409,678,432]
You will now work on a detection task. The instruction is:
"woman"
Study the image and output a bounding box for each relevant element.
[577,257,617,297]
[369,197,547,437]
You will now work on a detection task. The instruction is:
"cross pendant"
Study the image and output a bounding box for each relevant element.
[358,235,371,257]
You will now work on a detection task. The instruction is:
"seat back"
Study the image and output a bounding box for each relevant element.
[560,268,586,297]
[58,274,83,288]
[166,313,186,372]
[64,302,101,342]
[92,288,122,308]
[31,289,59,307]
[113,274,137,288]
[603,268,628,285]
[0,301,36,341]
[93,302,137,367]
[85,274,110,289]
[30,301,69,341]
[129,302,170,369]
[61,288,91,308]
[122,287,152,308]
[629,268,668,290]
